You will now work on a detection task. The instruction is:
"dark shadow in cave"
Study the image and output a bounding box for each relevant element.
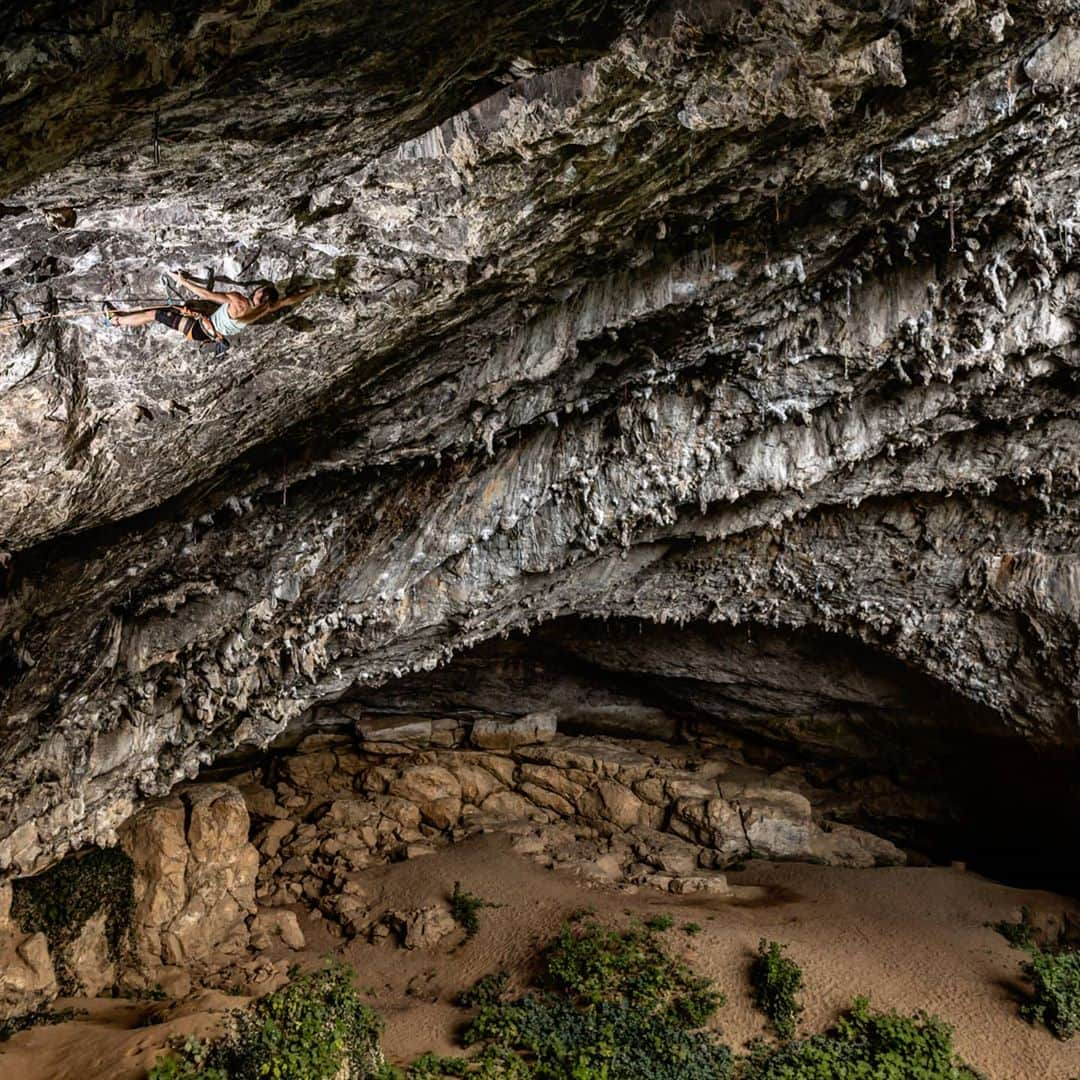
[314,616,1079,896]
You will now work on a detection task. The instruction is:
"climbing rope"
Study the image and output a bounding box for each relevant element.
[0,297,172,335]
[0,308,105,335]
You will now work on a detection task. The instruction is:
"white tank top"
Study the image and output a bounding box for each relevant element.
[210,303,247,337]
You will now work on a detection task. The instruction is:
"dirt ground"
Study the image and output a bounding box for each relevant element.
[2,834,1077,1080]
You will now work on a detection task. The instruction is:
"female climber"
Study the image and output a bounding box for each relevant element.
[102,270,317,349]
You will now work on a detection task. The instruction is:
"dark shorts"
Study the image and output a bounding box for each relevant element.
[156,306,214,342]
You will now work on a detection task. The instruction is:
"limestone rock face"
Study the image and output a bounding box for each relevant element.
[120,784,258,980]
[1,0,1080,875]
[65,909,116,998]
[0,882,57,1020]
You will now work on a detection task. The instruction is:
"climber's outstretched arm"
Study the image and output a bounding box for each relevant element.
[242,285,319,324]
[168,269,237,306]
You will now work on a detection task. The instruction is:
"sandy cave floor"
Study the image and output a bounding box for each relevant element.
[2,834,1078,1080]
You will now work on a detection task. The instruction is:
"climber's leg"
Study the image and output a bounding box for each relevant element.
[112,309,159,327]
[103,301,163,328]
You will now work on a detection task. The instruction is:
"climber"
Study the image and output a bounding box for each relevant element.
[102,270,318,348]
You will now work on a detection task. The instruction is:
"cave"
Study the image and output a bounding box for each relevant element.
[214,616,1076,893]
[1,1,1079,1077]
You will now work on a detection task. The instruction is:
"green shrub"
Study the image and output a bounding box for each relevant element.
[644,914,674,932]
[458,972,509,1009]
[386,918,991,1080]
[147,962,385,1080]
[994,912,1079,1040]
[750,940,804,1041]
[992,910,1036,950]
[1019,946,1080,1040]
[449,882,493,940]
[542,920,724,1024]
[10,846,134,993]
[447,920,731,1078]
[736,996,982,1079]
[465,995,732,1079]
[683,922,703,936]
[386,919,732,1078]
[402,1053,469,1077]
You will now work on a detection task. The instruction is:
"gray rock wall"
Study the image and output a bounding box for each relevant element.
[1,1,1079,874]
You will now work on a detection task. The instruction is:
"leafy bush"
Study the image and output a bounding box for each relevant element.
[147,962,385,1080]
[450,882,494,940]
[11,846,134,993]
[736,996,982,1079]
[750,940,804,1040]
[459,972,509,1009]
[992,910,1036,951]
[542,920,724,1025]
[400,1053,469,1077]
[448,920,731,1078]
[384,919,732,1078]
[644,914,674,932]
[1019,946,1080,1040]
[464,995,732,1079]
[994,911,1079,1040]
[387,919,987,1080]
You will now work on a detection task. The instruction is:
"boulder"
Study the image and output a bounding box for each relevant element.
[0,928,57,1020]
[471,711,558,750]
[257,819,296,859]
[249,908,306,951]
[813,822,905,868]
[480,790,537,819]
[120,783,258,977]
[737,790,815,860]
[333,895,371,939]
[386,905,458,949]
[595,780,645,829]
[238,783,290,821]
[519,782,575,817]
[461,753,517,786]
[518,763,586,803]
[668,873,730,896]
[389,765,462,805]
[417,796,462,830]
[358,718,435,744]
[629,828,702,876]
[669,797,749,862]
[447,762,503,804]
[281,750,346,798]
